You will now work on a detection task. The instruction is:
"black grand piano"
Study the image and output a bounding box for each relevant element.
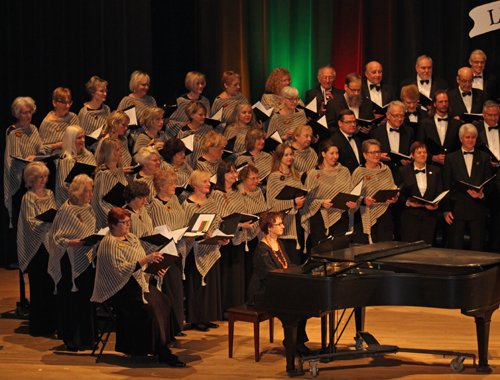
[254,241,500,375]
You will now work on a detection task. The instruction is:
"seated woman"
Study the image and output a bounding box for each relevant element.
[133,147,161,203]
[266,86,307,143]
[261,67,304,113]
[78,76,110,135]
[223,104,260,160]
[211,71,250,127]
[196,130,227,176]
[91,207,185,367]
[247,211,310,355]
[235,129,272,189]
[55,125,96,207]
[290,125,318,173]
[47,174,97,351]
[301,140,357,249]
[91,138,130,229]
[397,142,442,245]
[352,139,398,244]
[159,138,193,202]
[164,71,211,138]
[39,87,78,155]
[117,70,157,140]
[17,162,57,336]
[133,107,167,154]
[97,110,132,167]
[266,143,306,265]
[177,101,213,169]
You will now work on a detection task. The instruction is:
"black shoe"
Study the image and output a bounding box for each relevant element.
[175,332,187,337]
[296,343,312,356]
[206,322,219,329]
[64,344,78,352]
[159,353,186,367]
[190,323,210,332]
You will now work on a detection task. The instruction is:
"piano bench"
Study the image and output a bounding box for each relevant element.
[227,304,274,362]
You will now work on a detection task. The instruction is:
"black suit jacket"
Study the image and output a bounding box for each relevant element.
[442,149,492,220]
[370,122,414,174]
[361,82,396,112]
[305,85,344,114]
[417,117,461,166]
[399,76,448,98]
[330,131,365,174]
[396,163,442,216]
[482,72,500,101]
[447,87,486,119]
[325,95,374,133]
[476,122,500,174]
[404,108,430,136]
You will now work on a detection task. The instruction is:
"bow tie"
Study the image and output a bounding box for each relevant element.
[437,117,448,122]
[347,135,354,141]
[474,75,482,79]
[409,111,419,117]
[420,80,429,85]
[489,126,499,131]
[370,84,381,91]
[414,169,426,174]
[463,151,474,155]
[462,91,472,97]
[389,128,400,133]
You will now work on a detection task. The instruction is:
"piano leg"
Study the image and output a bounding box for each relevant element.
[275,314,301,375]
[354,307,365,339]
[463,304,499,372]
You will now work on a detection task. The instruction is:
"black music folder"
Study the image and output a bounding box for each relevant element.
[35,208,57,223]
[103,182,126,207]
[372,188,399,203]
[275,186,308,200]
[454,175,496,193]
[64,162,96,183]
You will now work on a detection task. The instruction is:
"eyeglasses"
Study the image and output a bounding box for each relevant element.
[118,220,131,225]
[470,60,485,65]
[388,112,405,119]
[19,110,34,116]
[57,100,73,106]
[246,176,260,182]
[458,79,473,84]
[347,87,362,94]
[321,76,334,80]
[285,97,299,103]
[366,151,381,155]
[272,222,284,227]
[340,120,356,125]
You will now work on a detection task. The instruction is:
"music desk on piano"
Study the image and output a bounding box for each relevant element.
[254,241,500,375]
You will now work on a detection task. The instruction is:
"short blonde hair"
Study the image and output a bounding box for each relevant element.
[221,71,240,90]
[292,125,312,141]
[400,84,420,101]
[11,97,36,119]
[23,162,49,187]
[52,87,72,102]
[95,138,122,170]
[185,71,206,92]
[68,174,93,204]
[135,146,160,166]
[185,101,207,120]
[85,76,108,96]
[201,130,227,154]
[153,169,177,192]
[141,107,164,130]
[105,110,130,134]
[189,169,210,189]
[129,70,150,92]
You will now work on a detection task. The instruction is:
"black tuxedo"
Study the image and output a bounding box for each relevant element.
[404,108,430,136]
[442,149,492,250]
[476,122,500,166]
[361,82,396,112]
[369,122,414,174]
[396,164,442,245]
[399,76,448,98]
[447,87,487,120]
[325,94,374,133]
[305,85,344,114]
[330,131,364,174]
[479,72,499,101]
[417,116,461,166]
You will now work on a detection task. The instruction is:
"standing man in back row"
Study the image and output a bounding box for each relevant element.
[469,49,499,102]
[447,67,487,121]
[361,61,395,114]
[400,55,448,101]
[305,66,344,117]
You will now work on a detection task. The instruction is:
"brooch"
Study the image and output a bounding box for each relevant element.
[94,116,98,120]
[223,103,228,107]
[119,243,126,247]
[316,174,321,180]
[280,175,285,181]
[77,214,84,223]
[223,194,227,198]
[56,128,61,132]
[242,192,247,196]
[166,205,171,211]
[366,176,371,180]
[131,103,136,106]
[197,204,201,208]
[277,101,282,105]
[284,120,290,124]
[174,168,178,172]
[15,132,22,137]
[225,201,230,205]
[195,137,199,142]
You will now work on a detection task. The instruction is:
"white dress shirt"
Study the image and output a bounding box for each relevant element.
[417,75,432,99]
[433,113,448,146]
[484,121,500,160]
[386,122,400,152]
[408,113,418,123]
[472,71,484,91]
[460,88,473,114]
[414,164,427,197]
[462,148,474,177]
[367,80,383,107]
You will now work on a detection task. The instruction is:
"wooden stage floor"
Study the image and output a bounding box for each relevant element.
[0,268,499,379]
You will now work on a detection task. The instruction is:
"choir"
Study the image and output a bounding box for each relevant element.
[7,56,500,366]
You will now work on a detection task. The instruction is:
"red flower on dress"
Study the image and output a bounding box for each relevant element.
[15,132,22,137]
[284,120,290,124]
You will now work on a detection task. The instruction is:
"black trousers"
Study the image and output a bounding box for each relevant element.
[448,217,486,251]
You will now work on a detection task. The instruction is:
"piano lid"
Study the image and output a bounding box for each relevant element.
[312,241,500,268]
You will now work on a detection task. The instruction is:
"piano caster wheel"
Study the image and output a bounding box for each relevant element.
[450,356,465,373]
[355,339,365,351]
[310,362,319,377]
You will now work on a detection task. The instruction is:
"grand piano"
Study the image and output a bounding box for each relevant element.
[254,240,500,375]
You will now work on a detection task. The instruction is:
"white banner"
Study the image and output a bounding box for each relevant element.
[469,1,500,38]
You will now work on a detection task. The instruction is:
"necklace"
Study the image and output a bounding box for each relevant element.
[264,237,288,269]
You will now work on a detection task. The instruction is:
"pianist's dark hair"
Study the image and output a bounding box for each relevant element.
[317,139,338,167]
[410,141,427,156]
[259,211,283,235]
